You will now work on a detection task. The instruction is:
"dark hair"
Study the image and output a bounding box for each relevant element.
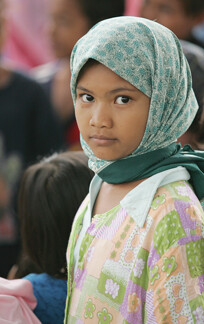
[77,58,99,84]
[17,151,93,278]
[180,0,204,15]
[77,0,124,27]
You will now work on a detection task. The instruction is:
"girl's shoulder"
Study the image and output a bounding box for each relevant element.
[154,180,202,211]
[149,180,203,248]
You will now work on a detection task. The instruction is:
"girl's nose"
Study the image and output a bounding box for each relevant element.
[89,103,113,128]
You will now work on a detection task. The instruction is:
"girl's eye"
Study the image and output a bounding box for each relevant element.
[81,94,94,102]
[115,96,131,104]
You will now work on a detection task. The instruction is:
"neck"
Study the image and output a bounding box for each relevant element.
[93,178,147,216]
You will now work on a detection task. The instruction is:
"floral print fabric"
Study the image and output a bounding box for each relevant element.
[65,180,204,323]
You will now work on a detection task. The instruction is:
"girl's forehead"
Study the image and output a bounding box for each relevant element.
[71,17,172,98]
[77,59,100,83]
[77,61,143,95]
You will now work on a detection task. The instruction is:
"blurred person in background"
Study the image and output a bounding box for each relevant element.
[139,0,204,149]
[0,0,64,277]
[194,21,204,47]
[125,0,142,16]
[2,0,53,70]
[178,41,204,150]
[0,136,21,277]
[32,0,125,150]
[0,0,63,168]
[140,0,204,48]
[7,151,93,324]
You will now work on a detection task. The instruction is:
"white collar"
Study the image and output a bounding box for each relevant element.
[89,166,190,227]
[73,166,190,273]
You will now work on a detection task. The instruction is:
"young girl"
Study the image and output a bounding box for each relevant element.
[64,17,204,323]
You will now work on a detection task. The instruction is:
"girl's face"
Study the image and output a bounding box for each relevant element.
[140,0,199,40]
[75,63,150,161]
[48,0,90,59]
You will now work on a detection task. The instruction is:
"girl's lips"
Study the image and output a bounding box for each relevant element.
[90,135,117,146]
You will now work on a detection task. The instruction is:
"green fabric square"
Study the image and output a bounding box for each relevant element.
[97,272,125,304]
[190,293,204,322]
[78,233,94,269]
[186,239,204,277]
[153,210,186,256]
[166,182,191,202]
[130,248,149,290]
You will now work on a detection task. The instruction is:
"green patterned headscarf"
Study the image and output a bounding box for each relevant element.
[70,17,204,201]
[71,17,197,167]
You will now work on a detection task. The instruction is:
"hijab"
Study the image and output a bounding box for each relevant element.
[70,16,204,201]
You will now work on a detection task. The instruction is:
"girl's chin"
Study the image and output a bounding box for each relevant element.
[92,150,128,161]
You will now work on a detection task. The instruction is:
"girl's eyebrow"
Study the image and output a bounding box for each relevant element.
[76,86,94,94]
[76,85,137,95]
[109,87,137,94]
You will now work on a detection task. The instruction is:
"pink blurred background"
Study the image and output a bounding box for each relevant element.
[2,0,53,70]
[2,0,142,70]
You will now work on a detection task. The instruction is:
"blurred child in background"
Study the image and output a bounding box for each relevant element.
[32,0,125,149]
[178,41,204,149]
[2,0,53,70]
[8,151,93,324]
[125,0,142,16]
[0,136,21,277]
[0,0,63,276]
[0,0,63,169]
[139,0,204,150]
[140,0,204,48]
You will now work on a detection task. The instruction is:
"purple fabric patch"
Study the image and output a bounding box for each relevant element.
[145,290,157,323]
[76,320,84,324]
[174,200,196,232]
[186,183,200,205]
[198,275,204,293]
[147,245,161,270]
[178,235,202,245]
[120,279,146,323]
[74,268,87,290]
[86,223,96,235]
[95,208,127,240]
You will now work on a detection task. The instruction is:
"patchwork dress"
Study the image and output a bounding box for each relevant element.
[65,169,204,323]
